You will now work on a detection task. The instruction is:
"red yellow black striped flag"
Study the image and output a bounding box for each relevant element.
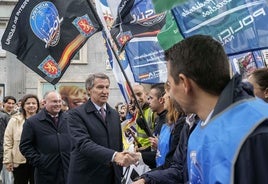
[1,0,102,84]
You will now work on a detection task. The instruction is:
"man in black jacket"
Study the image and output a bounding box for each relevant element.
[67,73,138,184]
[20,91,71,184]
[139,83,167,169]
[0,111,10,171]
[0,96,17,184]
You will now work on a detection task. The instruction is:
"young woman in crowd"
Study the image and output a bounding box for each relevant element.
[248,68,268,103]
[3,94,39,184]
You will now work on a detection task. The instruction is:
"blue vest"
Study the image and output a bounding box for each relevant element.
[156,123,171,166]
[188,98,268,184]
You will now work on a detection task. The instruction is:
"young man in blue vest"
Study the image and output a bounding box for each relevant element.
[164,35,268,183]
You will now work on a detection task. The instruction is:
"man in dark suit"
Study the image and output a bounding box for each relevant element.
[20,91,71,184]
[67,73,138,184]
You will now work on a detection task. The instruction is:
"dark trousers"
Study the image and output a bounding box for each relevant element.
[13,163,34,184]
[0,157,3,172]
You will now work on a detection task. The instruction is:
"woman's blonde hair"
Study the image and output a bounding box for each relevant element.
[165,82,184,125]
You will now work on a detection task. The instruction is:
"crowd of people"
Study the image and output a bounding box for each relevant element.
[0,35,268,184]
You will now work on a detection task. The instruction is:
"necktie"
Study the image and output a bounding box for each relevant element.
[52,116,59,127]
[100,107,106,120]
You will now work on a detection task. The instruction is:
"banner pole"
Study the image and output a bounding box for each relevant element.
[104,33,153,137]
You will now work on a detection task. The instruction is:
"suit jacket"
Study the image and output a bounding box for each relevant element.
[67,100,123,184]
[19,109,71,184]
[0,111,10,159]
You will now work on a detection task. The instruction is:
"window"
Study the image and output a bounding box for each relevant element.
[0,21,7,58]
[0,84,5,102]
[71,43,88,64]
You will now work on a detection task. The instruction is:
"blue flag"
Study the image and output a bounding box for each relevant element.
[124,37,167,84]
[95,0,136,102]
[172,0,268,55]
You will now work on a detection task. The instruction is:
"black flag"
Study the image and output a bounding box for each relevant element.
[110,0,165,51]
[1,0,102,84]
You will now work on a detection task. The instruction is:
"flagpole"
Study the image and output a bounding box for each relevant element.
[94,0,153,137]
[104,34,153,137]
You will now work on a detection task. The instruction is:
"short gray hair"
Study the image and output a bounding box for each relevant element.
[85,73,110,90]
[43,90,59,99]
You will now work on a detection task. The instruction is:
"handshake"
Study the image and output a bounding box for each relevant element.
[113,151,142,167]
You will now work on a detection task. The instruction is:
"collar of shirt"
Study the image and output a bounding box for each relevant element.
[92,102,106,111]
[48,113,59,118]
[201,109,214,127]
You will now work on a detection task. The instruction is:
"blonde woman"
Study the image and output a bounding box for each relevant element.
[3,94,39,184]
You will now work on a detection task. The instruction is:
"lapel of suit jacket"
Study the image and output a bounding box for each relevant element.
[86,100,108,126]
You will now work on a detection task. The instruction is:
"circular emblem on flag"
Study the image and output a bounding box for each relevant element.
[30,1,61,48]
[130,1,165,26]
